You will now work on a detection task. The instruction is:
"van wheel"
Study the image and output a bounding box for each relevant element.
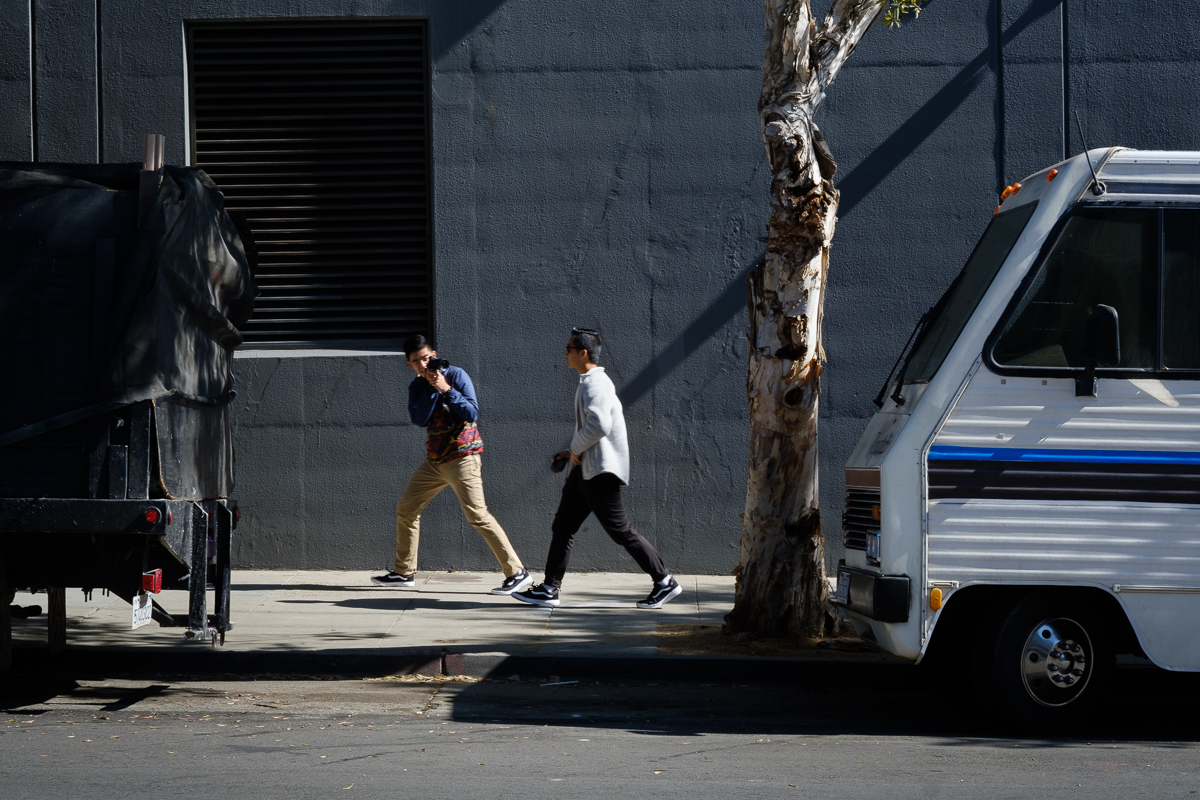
[984,591,1111,725]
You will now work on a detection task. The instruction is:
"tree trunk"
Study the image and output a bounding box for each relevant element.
[726,0,885,637]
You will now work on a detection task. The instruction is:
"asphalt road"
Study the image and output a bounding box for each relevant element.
[2,662,1198,799]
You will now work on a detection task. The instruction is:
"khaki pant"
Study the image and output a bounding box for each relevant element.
[394,454,522,577]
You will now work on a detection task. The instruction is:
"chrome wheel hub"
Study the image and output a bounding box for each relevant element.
[1020,617,1091,707]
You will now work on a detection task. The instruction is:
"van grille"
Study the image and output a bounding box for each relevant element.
[843,488,881,551]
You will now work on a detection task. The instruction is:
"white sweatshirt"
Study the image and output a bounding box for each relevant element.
[569,367,630,485]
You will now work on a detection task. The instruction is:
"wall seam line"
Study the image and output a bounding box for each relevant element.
[1061,0,1070,159]
[995,0,1005,198]
[29,0,38,161]
[97,0,104,162]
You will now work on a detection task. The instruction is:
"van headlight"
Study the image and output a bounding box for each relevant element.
[866,531,882,566]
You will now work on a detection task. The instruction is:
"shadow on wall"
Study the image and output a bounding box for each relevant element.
[614,2,1066,407]
[837,0,1063,217]
[431,0,511,59]
[619,262,756,409]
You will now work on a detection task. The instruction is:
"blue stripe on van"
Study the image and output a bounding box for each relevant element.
[927,445,1200,465]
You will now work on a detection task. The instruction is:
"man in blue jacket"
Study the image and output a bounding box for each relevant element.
[372,335,532,594]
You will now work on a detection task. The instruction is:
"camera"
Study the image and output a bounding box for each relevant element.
[425,357,450,372]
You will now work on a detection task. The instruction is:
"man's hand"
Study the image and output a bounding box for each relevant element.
[551,449,581,466]
[426,370,451,393]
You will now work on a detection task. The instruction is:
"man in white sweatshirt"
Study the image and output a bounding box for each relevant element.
[513,328,681,609]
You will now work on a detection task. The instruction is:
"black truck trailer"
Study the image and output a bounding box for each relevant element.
[0,137,258,670]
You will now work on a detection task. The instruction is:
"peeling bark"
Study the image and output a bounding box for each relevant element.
[726,0,886,637]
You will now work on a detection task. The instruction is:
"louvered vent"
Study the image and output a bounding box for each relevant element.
[188,21,432,346]
[843,487,880,552]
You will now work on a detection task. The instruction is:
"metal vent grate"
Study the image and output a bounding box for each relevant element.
[188,21,432,346]
[843,488,880,552]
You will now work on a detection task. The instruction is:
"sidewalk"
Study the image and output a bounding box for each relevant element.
[7,571,895,681]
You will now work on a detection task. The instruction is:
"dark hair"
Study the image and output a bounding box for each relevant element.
[570,327,602,363]
[403,334,433,358]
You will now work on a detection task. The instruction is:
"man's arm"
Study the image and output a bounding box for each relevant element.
[408,377,438,426]
[570,377,614,455]
[439,367,480,423]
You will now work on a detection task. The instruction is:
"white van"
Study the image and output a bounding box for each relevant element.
[838,148,1200,721]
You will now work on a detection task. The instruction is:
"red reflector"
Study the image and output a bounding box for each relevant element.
[142,569,162,594]
[167,510,172,525]
[143,508,161,524]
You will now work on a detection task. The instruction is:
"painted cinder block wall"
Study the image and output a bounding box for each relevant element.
[3,1,1198,574]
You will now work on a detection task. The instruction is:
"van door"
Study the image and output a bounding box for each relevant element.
[928,205,1200,672]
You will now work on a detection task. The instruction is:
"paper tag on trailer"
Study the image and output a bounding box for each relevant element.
[132,591,153,629]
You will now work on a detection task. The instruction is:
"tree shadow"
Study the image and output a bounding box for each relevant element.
[619,263,755,409]
[837,0,1063,217]
[613,3,1067,406]
[445,661,1200,742]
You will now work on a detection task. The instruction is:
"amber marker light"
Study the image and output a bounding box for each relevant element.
[1047,168,1059,181]
[872,503,881,522]
[930,587,943,610]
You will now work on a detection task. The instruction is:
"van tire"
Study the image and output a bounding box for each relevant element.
[980,590,1113,727]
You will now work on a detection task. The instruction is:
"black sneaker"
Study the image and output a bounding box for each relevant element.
[636,577,682,609]
[490,569,534,595]
[371,571,416,588]
[512,583,560,607]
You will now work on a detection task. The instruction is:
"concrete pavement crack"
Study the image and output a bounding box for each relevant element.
[417,684,443,716]
[375,597,415,648]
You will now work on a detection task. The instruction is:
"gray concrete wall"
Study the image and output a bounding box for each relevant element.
[5,0,1200,575]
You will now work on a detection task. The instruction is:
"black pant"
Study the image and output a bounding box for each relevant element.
[543,466,669,589]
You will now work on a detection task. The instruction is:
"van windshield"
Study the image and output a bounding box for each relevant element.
[901,202,1038,384]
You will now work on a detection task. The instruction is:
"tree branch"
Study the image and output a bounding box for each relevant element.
[814,0,886,96]
[761,0,815,102]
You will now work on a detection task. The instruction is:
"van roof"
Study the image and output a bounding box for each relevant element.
[1093,149,1200,199]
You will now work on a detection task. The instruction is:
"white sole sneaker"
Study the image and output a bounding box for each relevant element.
[636,581,683,609]
[513,591,560,607]
[490,572,534,595]
[371,574,416,588]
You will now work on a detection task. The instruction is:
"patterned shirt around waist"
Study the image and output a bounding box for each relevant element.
[425,401,484,464]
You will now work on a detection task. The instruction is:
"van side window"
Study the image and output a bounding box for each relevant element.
[993,208,1157,370]
[1163,210,1200,369]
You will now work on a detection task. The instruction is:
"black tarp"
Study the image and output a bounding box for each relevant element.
[0,162,257,500]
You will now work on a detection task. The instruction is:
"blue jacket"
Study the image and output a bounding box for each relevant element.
[408,365,480,427]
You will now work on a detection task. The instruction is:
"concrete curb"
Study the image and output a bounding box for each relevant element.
[2,646,904,683]
[445,652,903,683]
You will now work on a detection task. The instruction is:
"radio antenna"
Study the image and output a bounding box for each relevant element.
[1074,111,1106,196]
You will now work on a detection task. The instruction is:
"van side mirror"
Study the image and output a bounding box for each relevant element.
[1086,304,1120,367]
[1076,304,1120,397]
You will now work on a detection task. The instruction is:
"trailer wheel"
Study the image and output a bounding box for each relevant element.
[985,591,1112,725]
